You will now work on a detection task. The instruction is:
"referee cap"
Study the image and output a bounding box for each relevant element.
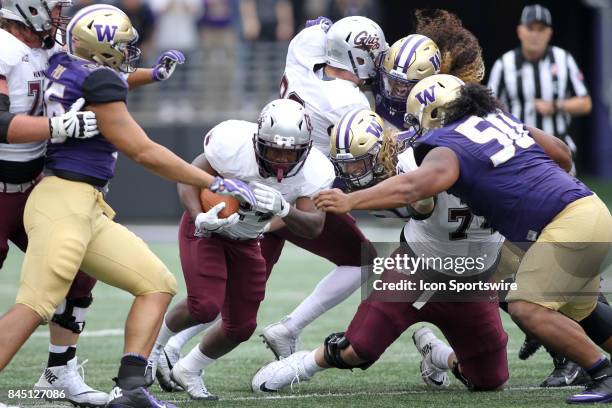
[520,4,552,27]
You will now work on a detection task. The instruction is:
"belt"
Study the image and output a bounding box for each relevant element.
[0,179,36,193]
[44,168,109,192]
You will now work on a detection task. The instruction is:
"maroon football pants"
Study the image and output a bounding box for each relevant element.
[178,212,267,342]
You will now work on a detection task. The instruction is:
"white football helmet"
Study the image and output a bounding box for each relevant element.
[254,99,313,182]
[325,16,388,80]
[0,0,72,48]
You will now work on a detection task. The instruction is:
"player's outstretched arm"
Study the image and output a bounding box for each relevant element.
[90,101,215,188]
[526,125,573,173]
[315,147,459,213]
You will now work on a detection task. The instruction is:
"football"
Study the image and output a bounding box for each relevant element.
[200,189,240,218]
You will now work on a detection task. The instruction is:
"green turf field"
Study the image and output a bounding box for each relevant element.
[0,239,595,408]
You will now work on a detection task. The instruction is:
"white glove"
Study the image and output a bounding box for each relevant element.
[252,182,290,218]
[194,202,240,237]
[49,98,99,144]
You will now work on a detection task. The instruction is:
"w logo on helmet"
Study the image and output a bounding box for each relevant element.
[429,52,441,72]
[94,24,119,42]
[366,119,384,138]
[415,85,436,106]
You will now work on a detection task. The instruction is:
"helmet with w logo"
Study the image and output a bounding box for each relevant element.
[330,109,385,189]
[377,34,441,122]
[66,5,140,73]
[405,74,464,131]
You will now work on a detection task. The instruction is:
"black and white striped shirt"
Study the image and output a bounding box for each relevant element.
[488,46,588,137]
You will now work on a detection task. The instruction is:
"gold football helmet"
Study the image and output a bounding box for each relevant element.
[66,5,140,73]
[405,74,465,131]
[330,109,386,189]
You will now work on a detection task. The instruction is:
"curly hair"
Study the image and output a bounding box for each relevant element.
[378,126,402,179]
[415,9,485,84]
[443,83,503,125]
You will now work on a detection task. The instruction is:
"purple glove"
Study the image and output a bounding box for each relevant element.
[152,50,185,81]
[210,177,257,208]
[305,16,332,32]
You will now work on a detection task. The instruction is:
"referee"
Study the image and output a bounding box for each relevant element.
[488,4,592,165]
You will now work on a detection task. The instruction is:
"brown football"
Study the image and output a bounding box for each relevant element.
[200,189,240,218]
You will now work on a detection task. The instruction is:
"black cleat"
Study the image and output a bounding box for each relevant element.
[518,335,542,360]
[541,356,591,388]
[107,385,178,408]
[567,369,612,403]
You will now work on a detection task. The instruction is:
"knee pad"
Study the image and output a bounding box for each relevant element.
[224,321,257,343]
[323,332,373,370]
[51,295,93,334]
[579,301,612,345]
[187,298,220,324]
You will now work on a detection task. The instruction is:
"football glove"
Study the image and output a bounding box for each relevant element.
[252,182,290,218]
[152,50,185,81]
[210,177,257,208]
[305,16,332,32]
[194,202,240,237]
[48,98,99,144]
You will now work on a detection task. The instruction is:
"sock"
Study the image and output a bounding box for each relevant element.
[47,344,76,367]
[431,340,454,370]
[587,356,610,377]
[285,266,363,335]
[167,322,213,351]
[118,354,148,381]
[149,320,177,365]
[179,345,215,372]
[303,349,326,377]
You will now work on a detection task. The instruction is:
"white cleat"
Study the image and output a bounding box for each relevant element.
[156,346,183,392]
[170,361,218,400]
[251,351,312,393]
[260,320,299,360]
[412,327,450,388]
[33,357,109,407]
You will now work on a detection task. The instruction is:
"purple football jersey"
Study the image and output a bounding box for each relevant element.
[44,52,127,182]
[415,110,592,242]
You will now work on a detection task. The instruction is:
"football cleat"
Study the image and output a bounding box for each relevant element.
[261,319,300,360]
[107,384,177,408]
[251,351,312,393]
[518,334,542,360]
[33,357,108,407]
[567,373,612,404]
[156,346,183,392]
[412,327,450,388]
[170,361,217,400]
[541,355,591,387]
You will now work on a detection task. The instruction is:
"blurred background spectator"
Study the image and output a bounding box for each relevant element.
[117,0,157,58]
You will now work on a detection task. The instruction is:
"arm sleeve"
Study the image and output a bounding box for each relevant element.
[566,53,589,97]
[82,69,128,104]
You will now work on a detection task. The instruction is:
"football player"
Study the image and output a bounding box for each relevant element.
[314,75,612,404]
[148,99,335,399]
[0,1,189,405]
[151,16,387,380]
[252,107,509,392]
[0,5,254,408]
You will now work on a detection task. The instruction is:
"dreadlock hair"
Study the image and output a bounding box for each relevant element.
[443,83,504,126]
[415,9,485,84]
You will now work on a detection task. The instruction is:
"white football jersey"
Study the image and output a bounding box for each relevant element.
[204,120,335,240]
[281,25,370,155]
[0,29,58,162]
[394,148,504,271]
